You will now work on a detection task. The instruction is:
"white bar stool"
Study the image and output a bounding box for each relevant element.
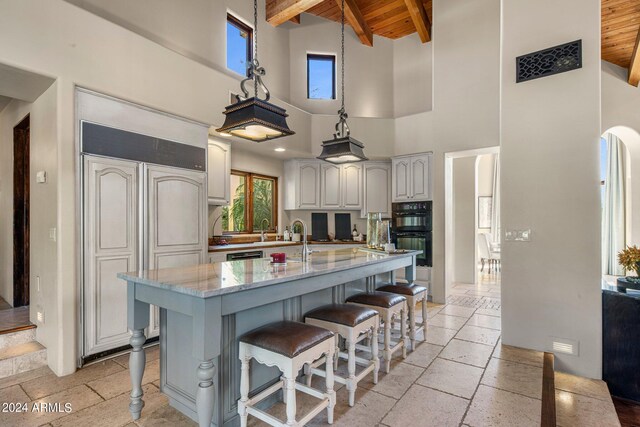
[304,304,380,407]
[377,283,428,351]
[345,291,407,373]
[238,321,336,427]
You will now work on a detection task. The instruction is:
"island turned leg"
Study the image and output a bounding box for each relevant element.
[129,329,147,420]
[196,360,216,427]
[127,282,150,421]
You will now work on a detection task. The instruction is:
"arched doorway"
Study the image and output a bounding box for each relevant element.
[601,126,640,278]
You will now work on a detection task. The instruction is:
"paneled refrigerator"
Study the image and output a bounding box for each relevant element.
[81,122,207,363]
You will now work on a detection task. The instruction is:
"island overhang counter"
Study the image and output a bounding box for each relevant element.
[118,248,420,427]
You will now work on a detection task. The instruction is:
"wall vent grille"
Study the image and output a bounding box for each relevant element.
[516,40,582,83]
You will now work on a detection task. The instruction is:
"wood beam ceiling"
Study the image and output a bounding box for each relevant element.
[403,0,431,43]
[629,28,640,86]
[336,0,374,47]
[266,0,325,26]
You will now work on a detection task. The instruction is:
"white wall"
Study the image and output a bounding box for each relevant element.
[501,0,602,378]
[63,0,292,103]
[452,157,476,283]
[0,84,59,358]
[393,34,433,117]
[64,0,409,120]
[395,0,501,303]
[289,15,395,118]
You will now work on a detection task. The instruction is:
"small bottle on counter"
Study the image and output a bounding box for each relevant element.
[283,226,290,241]
[352,225,358,239]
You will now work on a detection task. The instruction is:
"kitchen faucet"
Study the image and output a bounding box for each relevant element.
[260,218,270,242]
[291,218,309,262]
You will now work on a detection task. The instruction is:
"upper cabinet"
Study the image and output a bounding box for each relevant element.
[320,163,342,209]
[284,160,321,209]
[362,162,391,217]
[342,164,363,209]
[392,153,432,202]
[207,140,230,205]
[284,160,364,210]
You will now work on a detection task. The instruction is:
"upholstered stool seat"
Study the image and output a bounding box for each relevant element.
[377,283,428,351]
[240,321,334,358]
[238,321,336,427]
[345,292,407,373]
[345,291,406,308]
[304,304,380,406]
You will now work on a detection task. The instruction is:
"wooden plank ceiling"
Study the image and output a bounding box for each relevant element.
[602,0,640,85]
[269,0,640,86]
[267,0,432,44]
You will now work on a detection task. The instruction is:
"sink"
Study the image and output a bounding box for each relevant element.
[250,241,298,246]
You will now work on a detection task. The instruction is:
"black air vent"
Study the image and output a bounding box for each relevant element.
[516,40,582,83]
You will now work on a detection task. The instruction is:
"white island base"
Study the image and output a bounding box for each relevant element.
[119,248,419,427]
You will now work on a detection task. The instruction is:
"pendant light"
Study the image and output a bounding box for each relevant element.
[216,0,294,142]
[317,0,368,164]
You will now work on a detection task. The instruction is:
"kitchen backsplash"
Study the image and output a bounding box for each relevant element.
[208,205,368,239]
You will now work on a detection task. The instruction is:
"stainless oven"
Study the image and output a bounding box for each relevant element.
[392,201,432,267]
[395,233,432,267]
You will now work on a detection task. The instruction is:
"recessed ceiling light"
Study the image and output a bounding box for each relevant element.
[274,147,286,152]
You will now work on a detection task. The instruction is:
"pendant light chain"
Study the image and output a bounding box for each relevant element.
[341,0,345,112]
[254,0,258,98]
[334,0,350,138]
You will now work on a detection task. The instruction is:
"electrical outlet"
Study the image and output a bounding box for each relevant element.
[505,229,531,242]
[36,171,47,183]
[49,228,56,242]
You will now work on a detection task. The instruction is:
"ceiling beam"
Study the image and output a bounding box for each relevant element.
[336,0,374,47]
[628,26,640,86]
[289,14,301,24]
[267,0,325,26]
[404,0,431,43]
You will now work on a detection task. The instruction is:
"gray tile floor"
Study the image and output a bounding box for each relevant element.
[0,275,618,426]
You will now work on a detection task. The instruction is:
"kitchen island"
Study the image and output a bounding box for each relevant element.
[118,248,419,427]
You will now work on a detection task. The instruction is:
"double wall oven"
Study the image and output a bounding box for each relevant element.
[392,201,432,267]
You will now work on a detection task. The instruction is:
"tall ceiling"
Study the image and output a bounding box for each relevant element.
[306,0,432,41]
[602,0,640,85]
[268,0,640,86]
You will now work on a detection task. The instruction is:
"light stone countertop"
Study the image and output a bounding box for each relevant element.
[118,248,419,298]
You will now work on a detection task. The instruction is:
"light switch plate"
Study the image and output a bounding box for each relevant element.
[505,229,531,242]
[49,228,57,242]
[36,171,47,183]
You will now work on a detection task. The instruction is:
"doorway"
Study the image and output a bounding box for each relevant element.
[12,114,30,308]
[444,146,500,305]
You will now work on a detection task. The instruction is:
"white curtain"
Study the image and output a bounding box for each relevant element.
[602,133,626,276]
[490,154,501,245]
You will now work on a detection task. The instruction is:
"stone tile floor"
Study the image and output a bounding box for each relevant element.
[0,279,623,426]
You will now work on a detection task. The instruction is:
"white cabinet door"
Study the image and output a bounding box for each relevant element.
[298,162,321,209]
[147,165,207,337]
[363,162,391,217]
[83,156,139,356]
[392,158,411,202]
[321,163,342,209]
[411,154,431,201]
[207,140,230,205]
[342,163,363,209]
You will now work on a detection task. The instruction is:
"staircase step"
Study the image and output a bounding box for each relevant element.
[0,341,47,379]
[0,328,36,349]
